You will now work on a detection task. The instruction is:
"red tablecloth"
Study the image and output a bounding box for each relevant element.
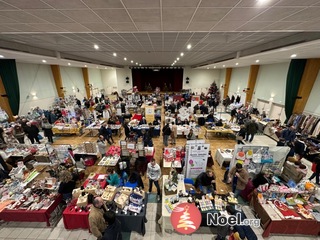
[251,190,320,237]
[0,194,62,226]
[83,174,107,189]
[63,206,90,230]
[132,114,142,121]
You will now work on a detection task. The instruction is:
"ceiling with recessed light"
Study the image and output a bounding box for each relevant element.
[1,0,320,69]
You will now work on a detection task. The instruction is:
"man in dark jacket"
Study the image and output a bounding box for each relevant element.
[102,211,122,240]
[24,122,40,144]
[99,123,113,145]
[245,119,259,143]
[195,170,216,194]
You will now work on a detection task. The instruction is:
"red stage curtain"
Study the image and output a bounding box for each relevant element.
[132,69,183,92]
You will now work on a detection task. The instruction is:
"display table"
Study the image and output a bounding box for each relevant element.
[251,190,320,237]
[52,125,83,135]
[84,120,105,136]
[0,194,62,227]
[83,173,108,189]
[215,149,233,168]
[62,196,148,235]
[205,127,234,139]
[160,175,186,235]
[176,125,199,136]
[98,155,120,167]
[131,125,160,137]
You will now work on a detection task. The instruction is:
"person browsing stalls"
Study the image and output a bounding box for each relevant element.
[195,170,216,194]
[89,197,107,240]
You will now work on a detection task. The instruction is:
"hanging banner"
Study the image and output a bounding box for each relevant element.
[185,143,210,178]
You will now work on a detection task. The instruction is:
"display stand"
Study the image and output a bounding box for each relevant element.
[185,140,210,179]
[230,145,290,176]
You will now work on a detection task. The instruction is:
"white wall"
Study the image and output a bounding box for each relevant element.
[254,62,289,105]
[101,69,118,94]
[304,69,320,116]
[88,68,104,95]
[60,66,86,99]
[116,67,133,92]
[228,67,250,102]
[17,62,57,115]
[182,67,220,94]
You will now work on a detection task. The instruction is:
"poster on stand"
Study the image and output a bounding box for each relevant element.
[185,143,210,179]
[145,106,155,122]
[230,145,289,176]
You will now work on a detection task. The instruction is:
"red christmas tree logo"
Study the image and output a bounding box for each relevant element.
[170,203,201,234]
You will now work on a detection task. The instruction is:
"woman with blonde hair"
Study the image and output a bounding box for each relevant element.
[58,170,76,201]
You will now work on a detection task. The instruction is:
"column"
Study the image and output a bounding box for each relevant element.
[223,68,232,99]
[81,68,91,99]
[293,58,320,114]
[245,65,260,104]
[50,65,65,98]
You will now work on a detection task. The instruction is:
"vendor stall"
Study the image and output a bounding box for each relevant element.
[52,123,83,135]
[251,188,320,237]
[0,164,62,226]
[215,149,233,168]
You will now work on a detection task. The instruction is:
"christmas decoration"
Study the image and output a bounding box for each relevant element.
[207,81,221,103]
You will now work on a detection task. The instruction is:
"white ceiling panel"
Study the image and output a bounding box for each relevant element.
[135,22,161,31]
[128,9,160,22]
[0,0,320,68]
[162,8,195,22]
[252,7,304,21]
[55,23,91,32]
[0,10,46,23]
[107,22,137,31]
[122,0,160,8]
[282,7,320,21]
[223,7,268,21]
[200,0,239,7]
[162,0,199,7]
[187,21,217,31]
[26,10,75,23]
[94,9,131,22]
[276,0,320,6]
[81,0,123,9]
[211,21,247,31]
[3,0,51,9]
[61,10,104,23]
[42,0,88,9]
[193,8,231,22]
[80,23,113,32]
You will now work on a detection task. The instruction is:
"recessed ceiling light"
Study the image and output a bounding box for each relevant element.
[174,60,177,63]
[222,65,225,67]
[255,60,260,63]
[96,66,99,68]
[131,60,133,63]
[42,60,47,63]
[68,63,71,66]
[136,62,138,65]
[124,57,127,61]
[0,55,4,58]
[291,54,297,58]
[213,66,216,69]
[105,67,107,69]
[84,65,87,67]
[187,44,192,49]
[113,53,117,57]
[177,57,180,61]
[235,63,239,66]
[139,64,141,66]
[94,44,99,50]
[207,67,209,69]
[180,53,184,57]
